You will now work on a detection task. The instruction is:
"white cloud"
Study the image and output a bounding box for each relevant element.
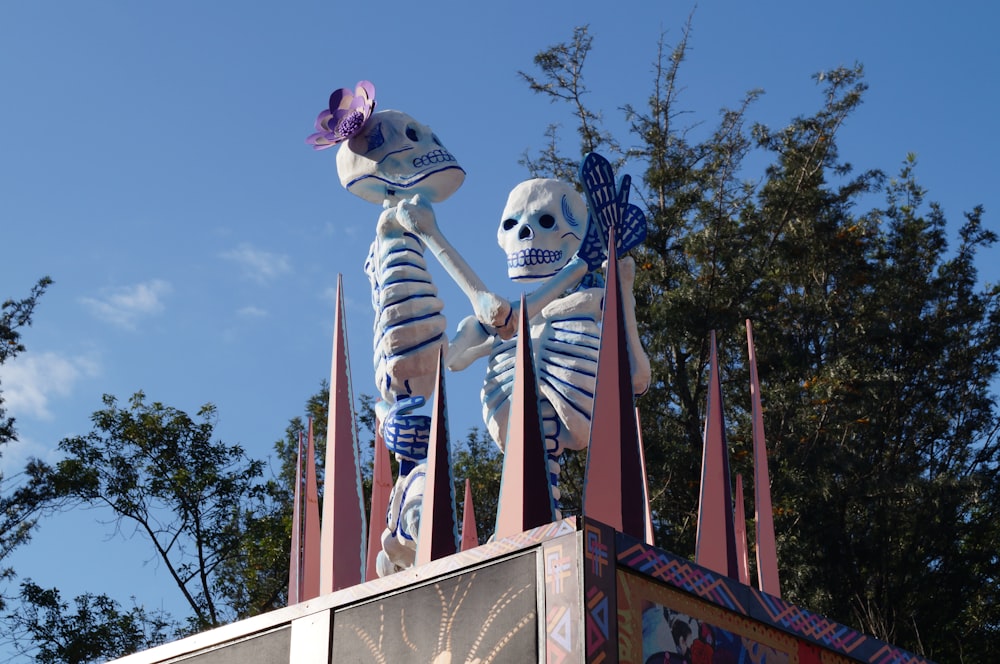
[221,243,291,283]
[237,305,268,318]
[324,221,363,239]
[0,351,99,420]
[80,279,172,329]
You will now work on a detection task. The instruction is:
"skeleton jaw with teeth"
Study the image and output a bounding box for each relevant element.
[337,109,465,204]
[498,179,585,283]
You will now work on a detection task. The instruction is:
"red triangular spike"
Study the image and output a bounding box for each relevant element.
[747,319,781,597]
[319,274,367,592]
[415,349,458,565]
[582,225,646,538]
[365,418,393,581]
[287,431,304,605]
[735,473,751,585]
[301,418,321,599]
[461,478,478,551]
[495,295,556,540]
[694,331,739,579]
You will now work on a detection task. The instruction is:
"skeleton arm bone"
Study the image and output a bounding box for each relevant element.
[522,254,589,320]
[618,256,651,396]
[394,195,516,339]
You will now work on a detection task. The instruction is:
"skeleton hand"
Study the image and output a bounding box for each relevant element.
[445,315,495,371]
[477,294,516,340]
[393,194,438,237]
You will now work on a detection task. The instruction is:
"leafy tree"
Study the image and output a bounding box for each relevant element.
[275,384,497,547]
[46,391,276,631]
[452,427,503,545]
[521,23,1000,660]
[4,581,174,664]
[215,383,378,615]
[1,277,52,444]
[1,277,54,607]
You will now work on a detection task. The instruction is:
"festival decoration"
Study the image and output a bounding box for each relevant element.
[310,81,511,575]
[306,80,376,149]
[445,171,650,512]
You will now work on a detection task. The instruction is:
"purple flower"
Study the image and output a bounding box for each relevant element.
[306,80,376,150]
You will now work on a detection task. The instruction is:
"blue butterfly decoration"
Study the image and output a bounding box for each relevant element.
[578,152,647,271]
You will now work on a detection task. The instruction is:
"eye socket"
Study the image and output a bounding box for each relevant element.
[502,218,517,231]
[539,214,556,229]
[431,133,442,146]
[405,126,419,141]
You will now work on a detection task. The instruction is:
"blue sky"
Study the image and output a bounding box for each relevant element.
[1,0,997,643]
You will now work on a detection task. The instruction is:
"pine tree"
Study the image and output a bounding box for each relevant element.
[521,24,1000,659]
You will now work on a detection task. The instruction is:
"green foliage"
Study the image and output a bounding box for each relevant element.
[217,383,379,614]
[5,582,174,664]
[451,428,502,544]
[47,392,274,631]
[1,276,53,445]
[0,276,53,608]
[522,24,1000,660]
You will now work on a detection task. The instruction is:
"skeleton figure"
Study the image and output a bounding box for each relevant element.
[332,106,508,575]
[443,179,651,508]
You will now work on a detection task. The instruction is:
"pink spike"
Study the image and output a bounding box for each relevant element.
[635,408,655,546]
[694,331,739,579]
[461,478,478,551]
[747,319,781,597]
[734,473,750,585]
[365,418,392,581]
[287,431,304,605]
[495,295,555,540]
[415,349,458,564]
[583,225,646,538]
[301,418,321,599]
[319,274,367,593]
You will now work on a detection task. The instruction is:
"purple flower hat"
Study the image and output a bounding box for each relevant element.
[306,80,376,150]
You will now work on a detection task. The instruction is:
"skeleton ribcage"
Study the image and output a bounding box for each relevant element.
[365,228,447,405]
[482,310,601,459]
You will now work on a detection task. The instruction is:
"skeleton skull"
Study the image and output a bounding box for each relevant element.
[498,179,586,283]
[337,109,465,204]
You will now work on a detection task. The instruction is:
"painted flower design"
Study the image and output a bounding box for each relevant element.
[306,80,376,150]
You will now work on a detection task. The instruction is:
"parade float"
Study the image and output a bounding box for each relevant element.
[109,83,933,664]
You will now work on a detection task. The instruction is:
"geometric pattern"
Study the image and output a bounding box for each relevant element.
[546,606,572,664]
[616,534,935,664]
[583,519,619,664]
[544,535,581,664]
[618,541,747,613]
[585,586,609,658]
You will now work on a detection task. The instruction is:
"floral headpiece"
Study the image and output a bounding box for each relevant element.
[306,80,376,150]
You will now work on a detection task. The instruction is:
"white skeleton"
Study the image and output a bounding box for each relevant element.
[408,179,651,509]
[336,109,511,575]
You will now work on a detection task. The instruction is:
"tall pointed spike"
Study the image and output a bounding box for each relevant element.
[694,331,740,579]
[582,224,646,538]
[301,418,321,599]
[287,431,304,605]
[415,349,458,564]
[495,295,556,540]
[461,478,478,551]
[319,274,367,593]
[747,319,781,597]
[365,418,393,581]
[735,473,751,585]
